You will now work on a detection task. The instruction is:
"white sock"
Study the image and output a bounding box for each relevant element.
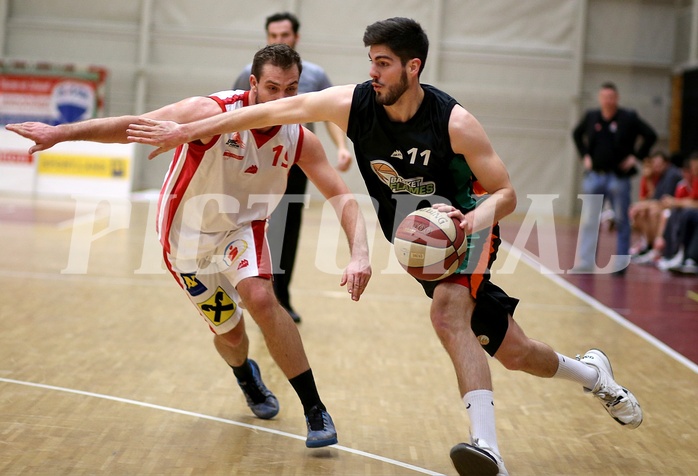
[464,389,500,455]
[553,353,599,390]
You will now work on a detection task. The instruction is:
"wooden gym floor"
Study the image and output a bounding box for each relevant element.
[0,194,696,475]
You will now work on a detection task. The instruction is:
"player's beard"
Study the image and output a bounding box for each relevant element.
[375,70,409,106]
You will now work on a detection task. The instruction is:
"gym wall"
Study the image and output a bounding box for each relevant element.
[0,0,687,216]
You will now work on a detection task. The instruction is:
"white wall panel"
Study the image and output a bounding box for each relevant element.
[0,0,685,217]
[675,6,693,65]
[442,0,577,52]
[586,0,675,66]
[8,1,141,22]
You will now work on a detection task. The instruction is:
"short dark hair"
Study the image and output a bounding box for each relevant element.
[600,81,618,92]
[649,150,669,162]
[363,17,429,76]
[265,12,300,34]
[251,44,302,80]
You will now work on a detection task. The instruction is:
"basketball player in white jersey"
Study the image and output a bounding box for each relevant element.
[233,12,353,324]
[7,44,372,449]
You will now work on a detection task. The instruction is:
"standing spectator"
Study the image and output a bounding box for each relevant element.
[233,12,352,322]
[572,82,657,273]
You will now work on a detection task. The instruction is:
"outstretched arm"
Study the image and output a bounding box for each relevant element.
[6,96,222,154]
[127,84,356,159]
[6,117,140,154]
[297,128,371,301]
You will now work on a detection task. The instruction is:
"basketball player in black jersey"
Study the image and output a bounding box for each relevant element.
[127,17,643,476]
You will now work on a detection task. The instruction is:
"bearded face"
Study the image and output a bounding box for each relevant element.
[375,69,409,106]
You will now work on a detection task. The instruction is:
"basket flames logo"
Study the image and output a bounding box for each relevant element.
[370,160,435,196]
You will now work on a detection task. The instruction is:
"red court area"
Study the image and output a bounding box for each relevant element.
[499,217,698,365]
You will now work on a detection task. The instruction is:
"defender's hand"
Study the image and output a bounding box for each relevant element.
[340,257,372,301]
[6,122,60,154]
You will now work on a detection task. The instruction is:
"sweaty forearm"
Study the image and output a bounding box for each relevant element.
[180,97,316,143]
[58,116,139,143]
[179,106,264,142]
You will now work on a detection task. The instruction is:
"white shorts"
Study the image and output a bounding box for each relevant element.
[164,220,272,335]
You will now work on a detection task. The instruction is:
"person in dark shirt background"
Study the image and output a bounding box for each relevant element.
[572,81,657,273]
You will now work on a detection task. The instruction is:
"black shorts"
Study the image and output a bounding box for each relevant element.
[417,224,519,356]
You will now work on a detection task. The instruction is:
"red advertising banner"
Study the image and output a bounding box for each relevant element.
[0,150,33,164]
[0,61,107,126]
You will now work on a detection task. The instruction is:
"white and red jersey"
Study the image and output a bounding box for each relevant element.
[157,90,304,259]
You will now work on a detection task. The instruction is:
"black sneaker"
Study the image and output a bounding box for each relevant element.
[450,438,508,475]
[305,405,337,448]
[236,359,279,419]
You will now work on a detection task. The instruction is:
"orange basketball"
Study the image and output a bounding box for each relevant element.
[393,207,468,281]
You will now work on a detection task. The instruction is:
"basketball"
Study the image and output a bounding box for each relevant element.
[393,207,468,281]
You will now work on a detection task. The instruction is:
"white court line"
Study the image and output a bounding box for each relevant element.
[499,241,698,375]
[0,377,445,476]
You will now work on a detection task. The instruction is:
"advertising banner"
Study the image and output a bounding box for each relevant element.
[0,60,107,126]
[0,62,135,197]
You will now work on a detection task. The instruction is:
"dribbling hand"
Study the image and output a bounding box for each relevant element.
[432,203,473,234]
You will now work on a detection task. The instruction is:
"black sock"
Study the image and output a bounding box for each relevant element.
[231,360,266,404]
[289,369,324,414]
[231,359,253,381]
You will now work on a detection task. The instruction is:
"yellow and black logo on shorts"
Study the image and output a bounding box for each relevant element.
[198,287,237,327]
[180,273,207,296]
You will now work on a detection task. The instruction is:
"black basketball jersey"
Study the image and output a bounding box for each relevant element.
[347,81,477,242]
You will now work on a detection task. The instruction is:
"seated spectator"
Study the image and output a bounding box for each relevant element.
[629,150,683,264]
[670,209,698,274]
[655,152,698,271]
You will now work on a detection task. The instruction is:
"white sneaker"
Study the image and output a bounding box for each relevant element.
[578,349,643,429]
[450,438,508,476]
[630,236,650,257]
[630,249,658,265]
[657,250,684,271]
[629,238,648,256]
[671,258,698,275]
